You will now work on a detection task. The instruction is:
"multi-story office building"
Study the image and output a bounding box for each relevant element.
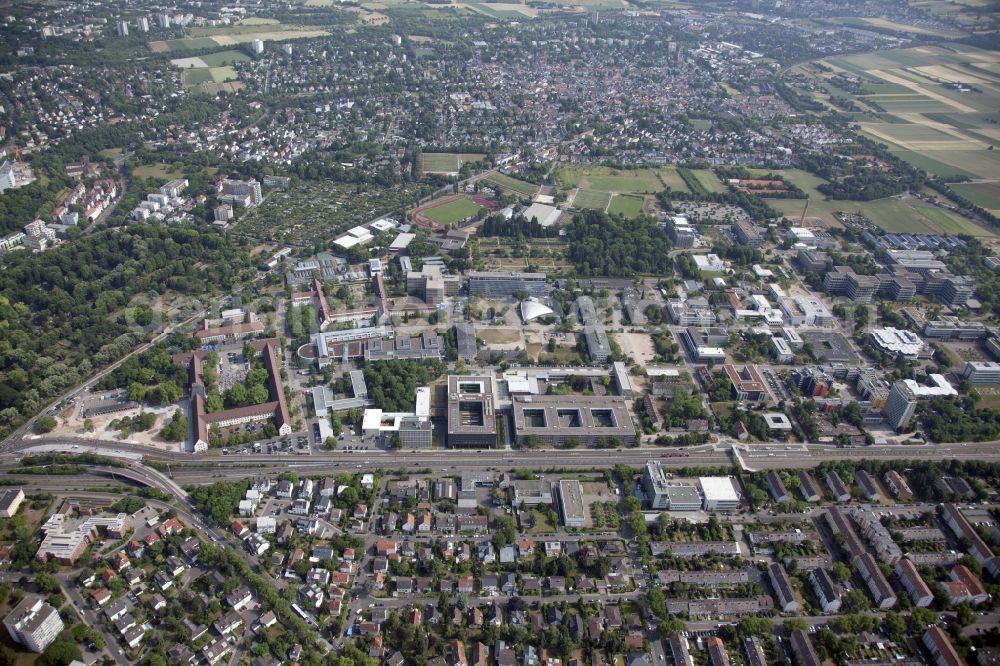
[962,361,1000,386]
[725,364,771,403]
[884,381,917,430]
[643,461,671,510]
[732,219,762,247]
[446,376,496,448]
[467,271,548,298]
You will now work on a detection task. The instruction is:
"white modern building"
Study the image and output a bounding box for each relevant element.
[3,597,64,653]
[699,477,740,511]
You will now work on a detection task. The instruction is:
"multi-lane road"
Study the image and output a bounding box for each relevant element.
[8,436,1000,484]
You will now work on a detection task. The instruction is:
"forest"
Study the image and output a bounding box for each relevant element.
[0,224,254,439]
[565,210,674,277]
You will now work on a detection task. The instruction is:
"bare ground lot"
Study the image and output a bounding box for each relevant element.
[615,331,656,365]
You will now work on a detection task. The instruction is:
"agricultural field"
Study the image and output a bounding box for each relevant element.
[483,173,540,198]
[150,22,329,52]
[200,50,251,67]
[572,189,612,211]
[951,181,1000,215]
[420,152,486,174]
[860,195,994,236]
[690,169,727,193]
[462,3,541,18]
[802,45,1000,181]
[607,195,645,218]
[420,198,484,226]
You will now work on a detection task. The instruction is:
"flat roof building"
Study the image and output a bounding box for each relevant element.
[3,597,64,653]
[558,480,586,528]
[510,395,634,447]
[643,461,670,510]
[467,271,548,298]
[699,477,740,511]
[446,376,497,448]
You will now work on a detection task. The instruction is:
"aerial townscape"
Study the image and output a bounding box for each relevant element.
[1,0,1000,665]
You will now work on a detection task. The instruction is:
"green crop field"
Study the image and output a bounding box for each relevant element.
[483,173,539,198]
[161,37,221,53]
[572,189,612,210]
[861,196,994,236]
[607,195,645,218]
[421,199,484,225]
[952,182,1000,213]
[199,50,250,66]
[890,150,977,178]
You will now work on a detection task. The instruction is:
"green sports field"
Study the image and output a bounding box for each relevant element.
[421,152,485,174]
[572,189,612,210]
[608,195,645,218]
[421,199,484,225]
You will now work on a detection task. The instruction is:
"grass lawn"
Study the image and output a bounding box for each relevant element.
[159,37,221,52]
[573,189,612,210]
[484,173,539,198]
[421,199,484,225]
[951,181,1000,213]
[608,195,645,218]
[99,148,124,159]
[199,49,251,66]
[133,163,183,179]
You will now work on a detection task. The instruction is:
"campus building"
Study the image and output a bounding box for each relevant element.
[467,271,548,298]
[511,395,635,447]
[446,376,497,449]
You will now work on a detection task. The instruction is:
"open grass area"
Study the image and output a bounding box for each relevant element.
[572,189,612,210]
[421,152,485,174]
[483,173,539,198]
[862,196,994,236]
[608,195,645,218]
[421,198,484,225]
[133,163,184,179]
